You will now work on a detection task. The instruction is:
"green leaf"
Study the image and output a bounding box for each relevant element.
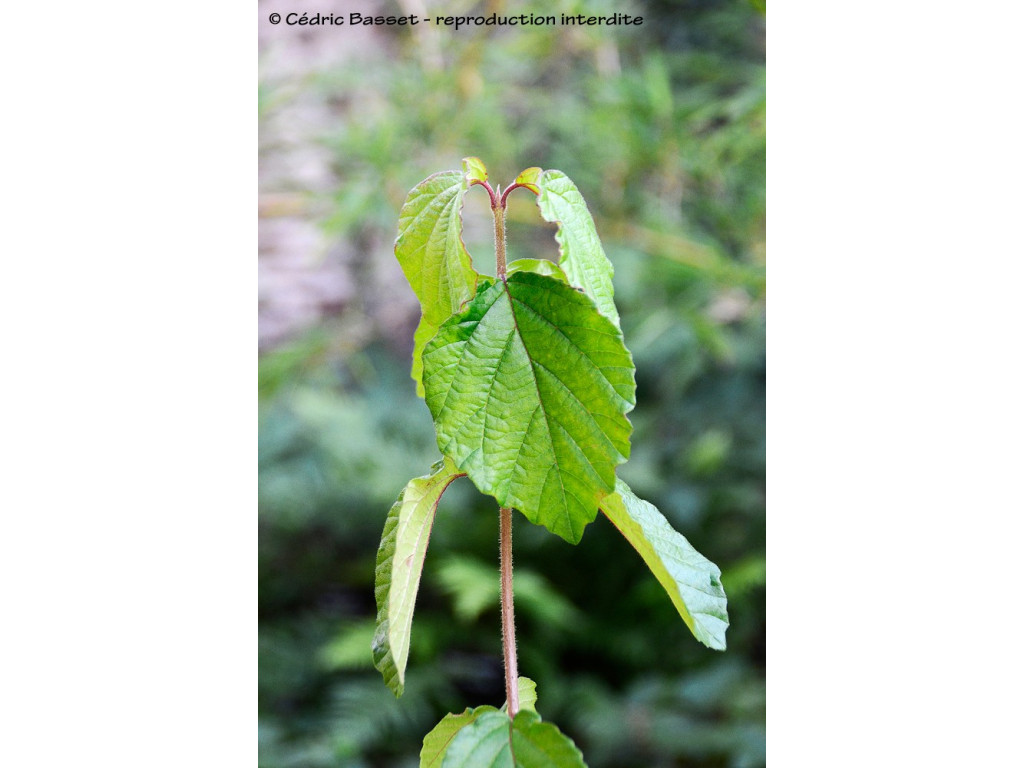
[502,677,538,714]
[424,679,539,768]
[534,170,620,329]
[420,706,499,768]
[463,156,489,186]
[518,677,538,713]
[422,271,635,543]
[373,457,464,696]
[505,259,568,284]
[441,710,587,768]
[513,166,542,194]
[395,169,480,396]
[600,478,729,650]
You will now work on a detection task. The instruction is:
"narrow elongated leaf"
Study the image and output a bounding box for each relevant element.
[396,163,481,395]
[535,170,620,328]
[600,478,729,650]
[420,706,499,768]
[373,457,464,695]
[422,271,635,543]
[441,710,587,768]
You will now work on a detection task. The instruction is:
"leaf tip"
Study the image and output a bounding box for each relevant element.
[703,628,729,652]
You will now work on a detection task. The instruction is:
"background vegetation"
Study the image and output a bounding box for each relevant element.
[259,0,765,765]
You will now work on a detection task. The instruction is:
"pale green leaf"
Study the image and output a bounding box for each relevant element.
[535,170,620,328]
[505,259,568,284]
[420,706,499,768]
[373,457,464,696]
[441,710,587,768]
[600,478,729,650]
[518,677,538,713]
[513,166,542,194]
[463,156,489,185]
[396,170,480,396]
[422,271,635,543]
[502,677,538,714]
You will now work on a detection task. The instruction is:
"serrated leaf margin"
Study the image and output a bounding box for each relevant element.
[395,169,481,396]
[422,271,635,543]
[534,169,620,329]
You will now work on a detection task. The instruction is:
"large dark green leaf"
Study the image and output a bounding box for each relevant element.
[534,170,619,329]
[422,271,635,543]
[373,458,463,696]
[395,162,481,396]
[601,478,729,650]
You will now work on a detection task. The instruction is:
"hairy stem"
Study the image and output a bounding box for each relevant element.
[499,506,519,718]
[491,192,516,716]
[493,188,507,281]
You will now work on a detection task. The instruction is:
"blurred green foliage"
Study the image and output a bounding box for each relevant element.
[259,0,764,765]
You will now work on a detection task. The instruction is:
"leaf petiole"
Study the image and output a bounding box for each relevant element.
[499,181,539,209]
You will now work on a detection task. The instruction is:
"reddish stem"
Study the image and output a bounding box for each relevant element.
[471,178,499,209]
[499,182,539,209]
[493,196,507,280]
[500,506,519,718]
